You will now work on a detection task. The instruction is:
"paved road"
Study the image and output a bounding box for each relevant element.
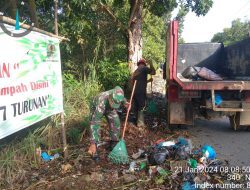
[187,118,250,166]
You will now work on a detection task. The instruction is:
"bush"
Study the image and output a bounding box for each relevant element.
[63,73,101,121]
[97,59,130,90]
[67,128,82,144]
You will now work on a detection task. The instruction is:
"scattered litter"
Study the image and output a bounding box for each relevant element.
[41,152,60,161]
[149,166,157,177]
[161,141,175,147]
[140,162,147,170]
[129,161,138,172]
[156,166,169,176]
[132,149,145,159]
[202,145,216,160]
[181,181,196,190]
[148,148,169,165]
[122,134,232,190]
[188,158,197,168]
[174,137,192,160]
[215,94,223,105]
[61,163,73,174]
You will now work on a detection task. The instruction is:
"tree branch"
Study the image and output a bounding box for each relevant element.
[142,0,156,19]
[98,2,127,32]
[128,0,138,27]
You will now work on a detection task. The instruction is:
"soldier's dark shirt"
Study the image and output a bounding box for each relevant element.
[133,65,152,96]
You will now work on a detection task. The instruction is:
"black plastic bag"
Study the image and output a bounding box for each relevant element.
[197,67,223,81]
[181,66,200,79]
[148,148,169,165]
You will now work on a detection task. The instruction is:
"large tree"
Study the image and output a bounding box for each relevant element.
[96,0,213,71]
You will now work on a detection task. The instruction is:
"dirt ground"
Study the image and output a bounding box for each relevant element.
[11,93,191,190]
[14,94,237,190]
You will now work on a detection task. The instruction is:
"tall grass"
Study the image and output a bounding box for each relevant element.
[63,72,101,122]
[0,70,102,189]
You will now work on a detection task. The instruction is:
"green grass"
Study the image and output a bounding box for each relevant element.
[0,72,102,189]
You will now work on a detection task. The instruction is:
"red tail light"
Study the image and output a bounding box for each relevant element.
[168,85,178,101]
[244,91,250,102]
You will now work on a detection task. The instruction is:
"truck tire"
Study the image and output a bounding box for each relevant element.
[229,113,240,131]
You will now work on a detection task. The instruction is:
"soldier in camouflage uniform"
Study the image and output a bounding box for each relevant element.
[88,86,128,160]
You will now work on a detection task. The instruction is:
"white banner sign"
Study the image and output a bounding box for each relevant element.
[0,24,63,139]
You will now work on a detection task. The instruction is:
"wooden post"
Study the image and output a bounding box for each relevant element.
[54,0,68,159]
[54,0,58,36]
[61,112,68,159]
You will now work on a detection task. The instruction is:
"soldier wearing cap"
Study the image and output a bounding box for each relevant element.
[132,58,156,127]
[87,86,129,160]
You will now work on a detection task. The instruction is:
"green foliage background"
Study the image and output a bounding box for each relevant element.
[211,19,250,46]
[97,59,130,90]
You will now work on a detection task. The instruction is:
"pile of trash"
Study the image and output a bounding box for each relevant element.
[123,137,235,189]
[182,66,223,81]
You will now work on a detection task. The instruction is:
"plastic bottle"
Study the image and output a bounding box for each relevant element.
[140,162,146,170]
[188,159,197,168]
[129,161,136,172]
[202,145,216,160]
[156,166,168,176]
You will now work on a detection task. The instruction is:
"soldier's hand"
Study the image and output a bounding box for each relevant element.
[88,143,97,155]
[147,78,153,83]
[124,102,131,109]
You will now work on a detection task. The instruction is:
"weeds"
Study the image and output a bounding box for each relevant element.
[0,72,102,189]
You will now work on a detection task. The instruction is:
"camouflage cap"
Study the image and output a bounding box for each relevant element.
[110,86,124,109]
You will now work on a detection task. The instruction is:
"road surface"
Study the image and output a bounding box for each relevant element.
[187,118,250,167]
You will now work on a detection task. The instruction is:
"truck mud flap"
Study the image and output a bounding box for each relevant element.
[168,102,193,125]
[240,103,250,125]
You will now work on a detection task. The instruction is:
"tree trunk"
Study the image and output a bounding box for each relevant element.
[128,0,143,72]
[28,0,39,27]
[9,0,17,18]
[80,44,87,81]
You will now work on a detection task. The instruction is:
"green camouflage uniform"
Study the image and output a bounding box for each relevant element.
[90,87,126,144]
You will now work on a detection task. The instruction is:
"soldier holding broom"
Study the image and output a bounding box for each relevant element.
[87,86,129,160]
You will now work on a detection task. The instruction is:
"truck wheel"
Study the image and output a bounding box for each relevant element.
[229,113,240,131]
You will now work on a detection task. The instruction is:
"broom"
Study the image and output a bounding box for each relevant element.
[108,80,137,164]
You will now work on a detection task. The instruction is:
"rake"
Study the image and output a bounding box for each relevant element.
[108,80,137,164]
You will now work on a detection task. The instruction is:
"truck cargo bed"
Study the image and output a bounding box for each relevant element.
[177,76,250,90]
[175,38,250,90]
